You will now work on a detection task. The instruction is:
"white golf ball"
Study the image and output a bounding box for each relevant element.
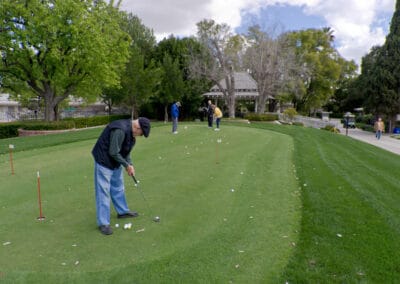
[115,224,119,228]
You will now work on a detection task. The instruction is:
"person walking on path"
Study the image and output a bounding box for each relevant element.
[92,117,151,235]
[374,117,385,140]
[207,100,214,128]
[171,101,181,134]
[212,104,223,131]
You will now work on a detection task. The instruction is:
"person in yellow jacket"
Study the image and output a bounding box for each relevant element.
[212,104,223,131]
[374,117,385,140]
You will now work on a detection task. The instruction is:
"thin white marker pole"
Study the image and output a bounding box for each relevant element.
[9,144,14,175]
[37,171,45,221]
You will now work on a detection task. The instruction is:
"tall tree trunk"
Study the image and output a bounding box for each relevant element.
[226,72,236,118]
[43,95,56,122]
[164,105,168,123]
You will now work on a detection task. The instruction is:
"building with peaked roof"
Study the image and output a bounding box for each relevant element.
[202,71,260,110]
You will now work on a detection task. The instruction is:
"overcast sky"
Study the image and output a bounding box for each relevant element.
[120,0,396,66]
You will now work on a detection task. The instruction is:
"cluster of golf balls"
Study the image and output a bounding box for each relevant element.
[123,223,132,230]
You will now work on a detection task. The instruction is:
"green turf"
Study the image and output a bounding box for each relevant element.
[0,124,300,283]
[249,123,400,283]
[3,122,400,283]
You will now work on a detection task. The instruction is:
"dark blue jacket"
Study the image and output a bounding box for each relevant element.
[92,119,135,169]
[171,103,179,118]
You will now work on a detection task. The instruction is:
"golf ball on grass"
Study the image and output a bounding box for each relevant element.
[153,216,160,222]
[124,223,132,230]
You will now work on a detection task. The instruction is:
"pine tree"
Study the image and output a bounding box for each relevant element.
[376,0,400,129]
[361,0,400,130]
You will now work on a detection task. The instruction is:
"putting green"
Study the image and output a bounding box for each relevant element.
[0,124,300,283]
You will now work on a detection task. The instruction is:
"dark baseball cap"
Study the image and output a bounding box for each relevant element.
[138,117,151,138]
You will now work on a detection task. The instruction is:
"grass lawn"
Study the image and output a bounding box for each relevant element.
[250,122,400,283]
[0,123,300,283]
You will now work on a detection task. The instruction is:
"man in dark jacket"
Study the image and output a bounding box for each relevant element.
[207,100,213,128]
[92,117,150,235]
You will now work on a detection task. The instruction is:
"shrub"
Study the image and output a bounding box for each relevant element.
[283,108,298,121]
[0,114,130,139]
[321,125,340,133]
[0,123,23,139]
[357,123,374,132]
[244,113,279,121]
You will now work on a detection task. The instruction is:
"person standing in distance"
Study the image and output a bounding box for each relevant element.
[171,101,181,134]
[207,100,214,128]
[212,104,223,131]
[92,117,151,235]
[374,117,385,140]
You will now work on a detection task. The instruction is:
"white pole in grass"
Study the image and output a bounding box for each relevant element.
[216,139,222,164]
[9,144,14,175]
[37,171,45,221]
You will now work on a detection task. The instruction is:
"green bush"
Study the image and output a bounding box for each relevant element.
[21,121,76,130]
[321,125,340,133]
[0,122,23,139]
[283,107,298,121]
[0,114,130,139]
[244,113,279,121]
[357,122,374,132]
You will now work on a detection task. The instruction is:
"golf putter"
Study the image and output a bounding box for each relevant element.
[131,175,160,222]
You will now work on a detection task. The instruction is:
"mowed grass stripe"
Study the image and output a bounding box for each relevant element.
[0,124,300,283]
[249,123,400,282]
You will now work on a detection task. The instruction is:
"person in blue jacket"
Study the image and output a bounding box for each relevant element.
[171,101,181,134]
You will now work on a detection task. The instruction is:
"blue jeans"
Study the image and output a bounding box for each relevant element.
[94,162,130,226]
[376,130,382,140]
[172,117,178,132]
[216,117,221,128]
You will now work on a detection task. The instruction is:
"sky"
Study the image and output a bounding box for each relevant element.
[120,0,397,66]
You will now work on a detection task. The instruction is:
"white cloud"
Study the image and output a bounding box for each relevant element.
[119,0,396,65]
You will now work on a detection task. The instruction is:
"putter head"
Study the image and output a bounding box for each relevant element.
[153,216,160,222]
[132,175,140,186]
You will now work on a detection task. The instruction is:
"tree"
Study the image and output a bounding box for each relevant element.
[243,25,291,113]
[108,13,160,118]
[360,0,400,130]
[284,28,342,115]
[324,57,358,116]
[0,0,130,121]
[122,46,160,118]
[158,53,185,122]
[191,19,245,118]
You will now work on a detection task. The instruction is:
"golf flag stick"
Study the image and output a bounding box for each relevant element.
[9,144,14,175]
[37,171,45,221]
[216,139,222,164]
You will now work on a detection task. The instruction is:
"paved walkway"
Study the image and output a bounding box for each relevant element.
[339,127,400,155]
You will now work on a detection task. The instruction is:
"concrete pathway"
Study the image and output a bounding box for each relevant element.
[339,127,400,155]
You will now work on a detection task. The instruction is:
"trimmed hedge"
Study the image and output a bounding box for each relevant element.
[0,114,130,139]
[244,113,279,121]
[0,122,22,139]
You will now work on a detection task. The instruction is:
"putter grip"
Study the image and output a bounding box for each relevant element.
[132,175,138,184]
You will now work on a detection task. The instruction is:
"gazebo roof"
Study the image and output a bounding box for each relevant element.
[203,72,259,99]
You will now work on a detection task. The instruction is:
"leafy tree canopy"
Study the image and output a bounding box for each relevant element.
[0,0,130,121]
